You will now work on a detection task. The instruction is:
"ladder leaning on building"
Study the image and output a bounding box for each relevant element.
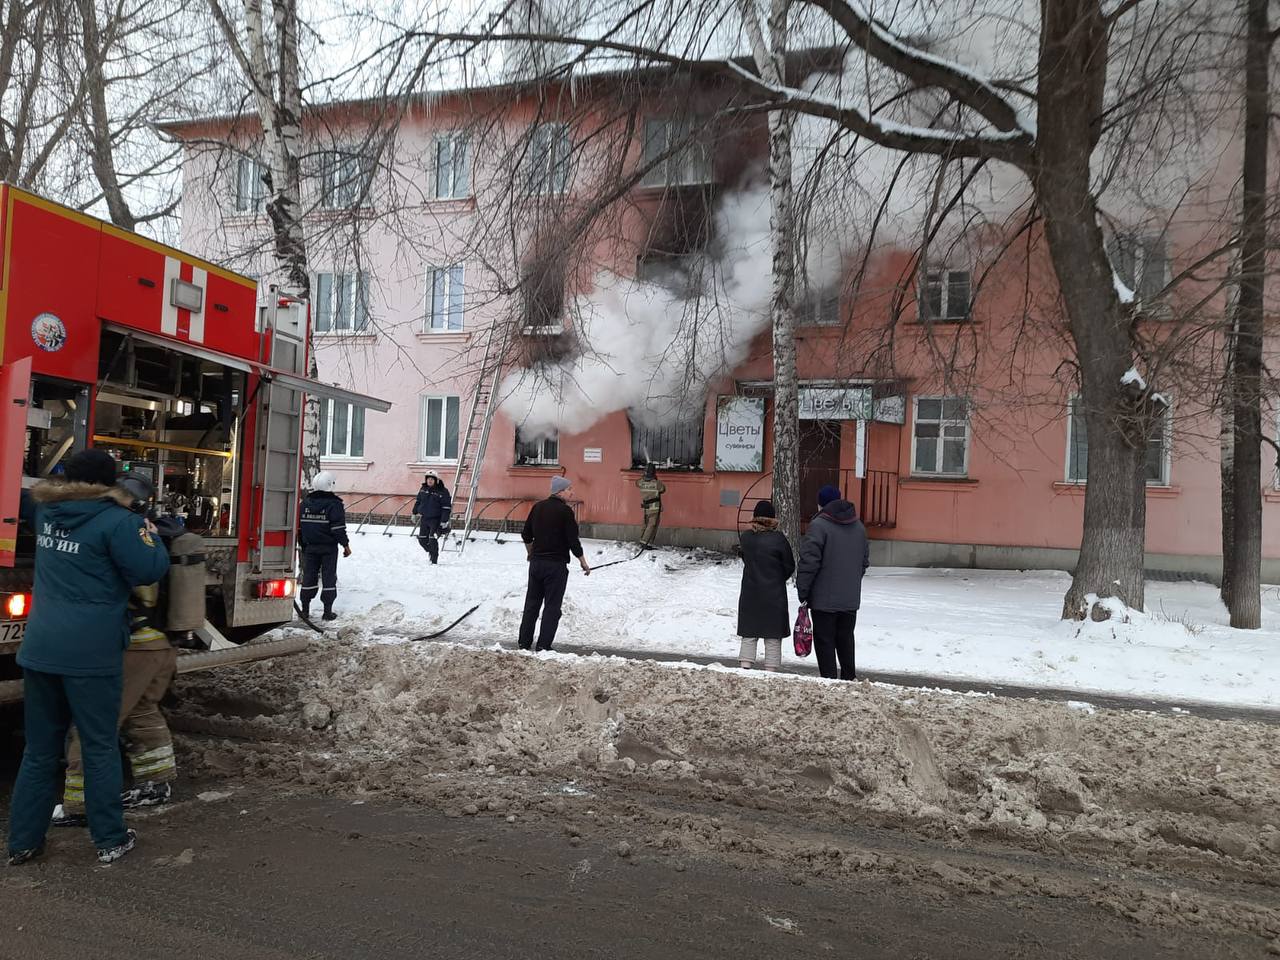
[447,323,506,554]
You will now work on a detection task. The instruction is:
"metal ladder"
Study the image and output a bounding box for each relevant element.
[448,325,505,555]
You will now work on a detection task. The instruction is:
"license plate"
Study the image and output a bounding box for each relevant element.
[0,621,25,644]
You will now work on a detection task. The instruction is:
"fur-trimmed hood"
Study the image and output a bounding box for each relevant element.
[29,480,135,531]
[32,480,133,508]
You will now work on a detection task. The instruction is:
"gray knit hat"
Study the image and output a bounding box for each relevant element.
[551,475,572,496]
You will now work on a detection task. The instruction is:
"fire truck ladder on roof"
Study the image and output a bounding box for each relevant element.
[447,325,504,556]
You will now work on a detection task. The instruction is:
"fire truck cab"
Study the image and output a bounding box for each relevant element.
[0,185,388,699]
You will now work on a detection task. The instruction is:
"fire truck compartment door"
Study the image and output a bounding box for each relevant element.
[104,326,391,412]
[0,356,33,567]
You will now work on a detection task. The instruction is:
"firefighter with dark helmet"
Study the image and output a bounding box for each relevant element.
[298,471,350,621]
[52,472,178,829]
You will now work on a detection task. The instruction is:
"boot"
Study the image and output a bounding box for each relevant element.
[51,803,88,828]
[121,781,172,809]
[322,610,338,622]
[96,829,137,865]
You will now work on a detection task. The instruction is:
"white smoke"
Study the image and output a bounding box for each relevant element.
[500,184,774,436]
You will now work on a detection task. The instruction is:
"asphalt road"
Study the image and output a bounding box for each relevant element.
[1,784,1267,960]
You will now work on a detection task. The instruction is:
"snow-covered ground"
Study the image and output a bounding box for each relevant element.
[330,531,1280,710]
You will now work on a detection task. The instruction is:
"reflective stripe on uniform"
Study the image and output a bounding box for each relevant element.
[129,743,176,781]
[63,772,86,814]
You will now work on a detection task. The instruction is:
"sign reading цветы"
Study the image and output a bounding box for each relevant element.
[798,387,873,420]
[715,396,765,472]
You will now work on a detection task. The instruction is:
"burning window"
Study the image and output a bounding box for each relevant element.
[516,426,559,465]
[520,252,567,332]
[797,291,840,327]
[629,411,704,470]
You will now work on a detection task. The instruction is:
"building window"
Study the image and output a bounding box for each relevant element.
[319,399,365,459]
[516,427,559,465]
[314,273,370,333]
[432,133,470,199]
[912,397,970,476]
[640,117,712,187]
[426,264,465,332]
[421,395,461,461]
[527,123,571,195]
[234,156,267,214]
[920,270,971,321]
[318,148,373,209]
[1066,397,1170,485]
[797,291,840,326]
[1108,233,1169,301]
[629,412,703,470]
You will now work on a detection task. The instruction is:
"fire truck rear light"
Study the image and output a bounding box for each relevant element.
[253,579,295,600]
[5,593,30,619]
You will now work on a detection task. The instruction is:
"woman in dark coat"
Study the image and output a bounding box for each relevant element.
[411,472,452,565]
[737,500,795,671]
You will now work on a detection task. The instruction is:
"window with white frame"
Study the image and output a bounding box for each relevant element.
[1066,397,1170,485]
[920,269,972,321]
[527,123,571,195]
[797,291,840,326]
[640,117,713,187]
[425,264,465,332]
[1107,232,1169,302]
[319,399,365,459]
[234,156,267,214]
[432,132,471,199]
[318,148,373,208]
[313,273,370,333]
[421,395,461,461]
[912,397,970,476]
[516,427,559,465]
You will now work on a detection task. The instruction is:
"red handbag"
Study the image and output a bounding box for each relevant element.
[793,604,813,658]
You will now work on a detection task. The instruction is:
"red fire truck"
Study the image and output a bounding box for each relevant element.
[0,185,389,702]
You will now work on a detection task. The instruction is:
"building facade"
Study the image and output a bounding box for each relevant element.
[166,69,1280,583]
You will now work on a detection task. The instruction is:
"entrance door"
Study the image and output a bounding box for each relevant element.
[799,420,841,525]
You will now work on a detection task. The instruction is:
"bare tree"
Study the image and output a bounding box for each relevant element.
[1222,0,1274,628]
[741,0,801,547]
[413,0,1241,618]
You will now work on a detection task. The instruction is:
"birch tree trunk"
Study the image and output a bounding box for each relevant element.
[1225,0,1270,629]
[740,0,800,549]
[208,0,317,482]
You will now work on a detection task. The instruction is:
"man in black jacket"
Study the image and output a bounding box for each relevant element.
[298,471,351,621]
[518,476,591,651]
[796,484,869,681]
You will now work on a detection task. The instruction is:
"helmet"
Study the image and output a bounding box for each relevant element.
[117,474,155,512]
[312,471,338,493]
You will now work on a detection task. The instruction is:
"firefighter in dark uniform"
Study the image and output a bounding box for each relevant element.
[298,471,350,621]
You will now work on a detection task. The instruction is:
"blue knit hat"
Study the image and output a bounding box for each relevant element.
[817,484,842,509]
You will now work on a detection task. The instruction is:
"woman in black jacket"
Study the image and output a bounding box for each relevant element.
[736,500,795,671]
[411,472,452,565]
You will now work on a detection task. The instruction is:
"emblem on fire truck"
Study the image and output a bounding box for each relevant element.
[30,312,67,352]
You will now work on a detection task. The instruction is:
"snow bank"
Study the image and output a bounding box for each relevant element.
[333,533,1280,709]
[178,639,1280,882]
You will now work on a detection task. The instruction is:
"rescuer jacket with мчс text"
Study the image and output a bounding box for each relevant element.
[299,491,349,552]
[18,481,171,677]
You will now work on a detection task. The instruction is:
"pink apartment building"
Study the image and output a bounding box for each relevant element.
[165,63,1280,583]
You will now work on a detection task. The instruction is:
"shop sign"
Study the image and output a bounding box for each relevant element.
[715,396,765,472]
[798,387,872,420]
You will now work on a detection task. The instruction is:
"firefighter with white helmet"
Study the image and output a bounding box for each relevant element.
[297,471,350,621]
